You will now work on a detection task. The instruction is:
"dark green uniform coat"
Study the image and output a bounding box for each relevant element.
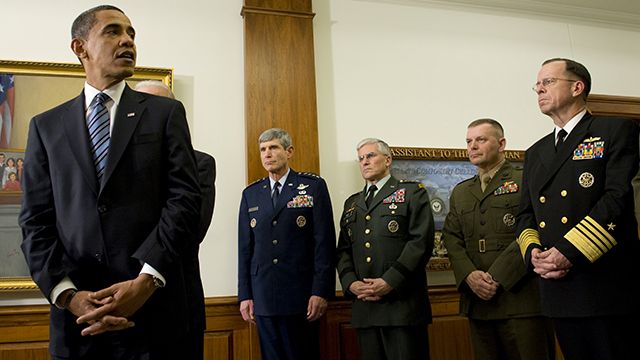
[443,162,543,319]
[336,176,434,327]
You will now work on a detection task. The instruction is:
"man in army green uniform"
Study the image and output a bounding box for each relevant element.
[336,138,434,360]
[442,119,555,360]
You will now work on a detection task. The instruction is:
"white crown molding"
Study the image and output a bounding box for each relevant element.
[359,0,640,31]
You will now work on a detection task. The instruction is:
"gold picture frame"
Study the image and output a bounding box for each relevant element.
[0,59,173,292]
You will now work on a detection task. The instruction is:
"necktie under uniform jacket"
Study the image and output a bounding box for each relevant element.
[516,113,640,318]
[19,86,202,359]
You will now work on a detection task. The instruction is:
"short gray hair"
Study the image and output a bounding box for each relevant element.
[259,128,292,149]
[356,138,391,158]
[134,80,175,99]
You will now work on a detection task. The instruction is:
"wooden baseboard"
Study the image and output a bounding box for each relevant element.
[0,286,474,360]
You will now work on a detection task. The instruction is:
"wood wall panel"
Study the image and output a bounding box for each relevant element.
[0,287,479,360]
[243,0,320,183]
[0,343,49,360]
[588,94,640,119]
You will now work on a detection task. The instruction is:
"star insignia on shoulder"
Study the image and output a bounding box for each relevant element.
[607,222,616,231]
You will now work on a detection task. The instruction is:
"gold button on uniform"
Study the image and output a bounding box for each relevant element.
[539,221,546,228]
[365,242,371,248]
[365,215,371,221]
[366,257,372,263]
[561,217,568,224]
[539,196,546,203]
[272,259,279,264]
[561,190,567,197]
[365,229,371,234]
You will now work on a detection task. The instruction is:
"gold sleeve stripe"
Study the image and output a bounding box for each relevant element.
[517,228,540,258]
[575,223,608,253]
[584,216,616,247]
[566,227,601,262]
[564,216,617,263]
[579,221,613,251]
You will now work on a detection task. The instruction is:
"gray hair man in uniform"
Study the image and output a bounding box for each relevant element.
[442,119,555,360]
[517,58,640,360]
[336,138,434,360]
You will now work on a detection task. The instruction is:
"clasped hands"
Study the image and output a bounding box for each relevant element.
[531,247,572,279]
[465,270,499,301]
[68,274,157,336]
[239,295,328,324]
[349,278,392,302]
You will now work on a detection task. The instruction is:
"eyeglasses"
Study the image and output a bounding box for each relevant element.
[358,152,380,163]
[532,77,577,92]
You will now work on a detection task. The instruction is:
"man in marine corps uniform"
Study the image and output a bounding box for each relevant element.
[336,138,434,360]
[517,58,640,360]
[442,119,554,360]
[237,128,335,360]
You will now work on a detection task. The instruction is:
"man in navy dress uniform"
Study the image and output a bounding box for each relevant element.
[237,128,335,360]
[517,58,640,359]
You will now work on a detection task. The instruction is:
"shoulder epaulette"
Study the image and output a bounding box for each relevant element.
[457,176,476,186]
[247,176,267,188]
[399,179,427,189]
[299,171,322,179]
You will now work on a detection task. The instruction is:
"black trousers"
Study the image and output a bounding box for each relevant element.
[51,330,151,360]
[553,315,638,360]
[356,325,430,360]
[255,314,320,360]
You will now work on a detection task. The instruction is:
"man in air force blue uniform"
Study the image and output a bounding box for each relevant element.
[237,128,335,360]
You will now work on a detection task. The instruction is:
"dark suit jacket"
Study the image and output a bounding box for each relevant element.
[336,176,434,327]
[195,150,215,242]
[443,162,543,320]
[184,149,215,352]
[516,113,640,317]
[237,170,336,316]
[19,85,201,358]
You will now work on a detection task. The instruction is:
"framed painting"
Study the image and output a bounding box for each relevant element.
[390,146,525,278]
[0,59,173,291]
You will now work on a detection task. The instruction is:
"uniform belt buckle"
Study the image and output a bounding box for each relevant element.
[478,239,486,253]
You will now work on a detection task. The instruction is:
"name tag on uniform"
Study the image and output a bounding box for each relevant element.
[248,206,259,212]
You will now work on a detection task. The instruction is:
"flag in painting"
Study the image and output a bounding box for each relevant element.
[0,74,16,148]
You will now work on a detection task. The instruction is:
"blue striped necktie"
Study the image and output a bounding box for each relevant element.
[87,92,111,183]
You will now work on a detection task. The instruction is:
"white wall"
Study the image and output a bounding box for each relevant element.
[315,0,640,225]
[2,0,640,305]
[1,0,244,304]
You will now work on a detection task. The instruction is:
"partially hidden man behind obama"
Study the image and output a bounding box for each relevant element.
[336,138,434,360]
[237,128,335,360]
[19,5,202,360]
[442,119,554,360]
[134,79,216,360]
